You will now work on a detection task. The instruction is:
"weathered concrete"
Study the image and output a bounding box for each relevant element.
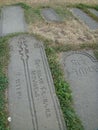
[89,8,98,17]
[62,51,98,130]
[0,14,2,36]
[1,6,27,36]
[41,8,61,22]
[8,35,66,130]
[71,8,98,30]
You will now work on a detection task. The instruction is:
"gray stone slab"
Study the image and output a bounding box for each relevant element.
[41,8,61,22]
[89,8,98,17]
[62,51,98,130]
[1,6,27,36]
[0,14,2,36]
[8,35,66,130]
[71,8,98,30]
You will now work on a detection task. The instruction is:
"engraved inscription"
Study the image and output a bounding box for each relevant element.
[18,37,29,61]
[63,51,98,130]
[65,53,98,77]
[8,35,66,130]
[68,65,98,76]
[18,37,38,130]
[15,72,22,99]
[31,70,40,98]
[35,59,51,118]
[31,59,51,118]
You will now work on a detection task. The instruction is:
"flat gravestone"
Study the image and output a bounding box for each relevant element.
[1,6,27,36]
[0,16,2,36]
[71,8,98,30]
[62,51,98,130]
[89,8,98,17]
[41,8,61,22]
[8,35,66,130]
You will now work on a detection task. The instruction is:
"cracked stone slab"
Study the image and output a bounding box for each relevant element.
[8,35,66,130]
[41,8,62,22]
[71,8,98,30]
[89,8,98,17]
[62,51,98,130]
[0,6,27,36]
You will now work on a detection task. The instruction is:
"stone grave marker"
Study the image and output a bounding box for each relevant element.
[41,8,61,22]
[89,8,98,17]
[71,8,98,30]
[0,6,27,36]
[62,51,98,130]
[8,35,66,130]
[0,16,2,36]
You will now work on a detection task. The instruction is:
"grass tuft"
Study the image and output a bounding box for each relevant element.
[15,2,43,23]
[0,37,9,130]
[45,44,84,130]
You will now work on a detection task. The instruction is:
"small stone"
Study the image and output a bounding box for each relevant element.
[8,117,11,122]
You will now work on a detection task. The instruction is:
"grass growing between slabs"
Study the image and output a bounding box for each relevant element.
[0,33,23,130]
[67,3,98,22]
[44,41,84,130]
[0,32,98,130]
[16,3,43,24]
[0,2,97,130]
[39,34,98,130]
[0,37,9,130]
[15,2,71,24]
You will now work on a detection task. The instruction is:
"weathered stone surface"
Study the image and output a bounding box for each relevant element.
[0,17,2,36]
[8,35,66,130]
[89,8,98,17]
[1,6,27,36]
[41,8,61,22]
[71,8,98,30]
[62,51,98,130]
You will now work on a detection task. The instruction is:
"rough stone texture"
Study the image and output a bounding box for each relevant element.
[1,6,27,36]
[89,8,98,17]
[8,35,66,130]
[41,8,61,22]
[62,51,98,130]
[0,18,2,36]
[71,8,98,30]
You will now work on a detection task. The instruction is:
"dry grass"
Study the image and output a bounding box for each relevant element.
[28,19,97,45]
[0,0,97,45]
[0,0,49,6]
[0,0,98,6]
[54,0,98,5]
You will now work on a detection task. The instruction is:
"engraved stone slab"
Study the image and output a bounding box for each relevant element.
[62,51,98,130]
[41,8,61,22]
[0,17,2,36]
[1,6,27,36]
[8,35,66,130]
[89,8,98,17]
[71,8,98,30]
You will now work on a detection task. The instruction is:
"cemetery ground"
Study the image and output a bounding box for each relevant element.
[0,1,98,130]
